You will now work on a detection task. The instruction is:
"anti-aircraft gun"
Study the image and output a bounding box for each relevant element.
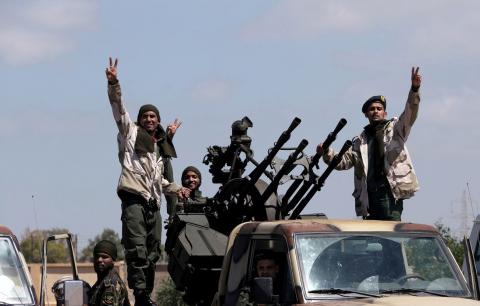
[165,116,351,305]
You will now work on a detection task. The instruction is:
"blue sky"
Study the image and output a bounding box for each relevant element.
[1,0,479,248]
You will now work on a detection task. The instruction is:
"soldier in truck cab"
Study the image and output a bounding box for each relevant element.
[255,251,280,289]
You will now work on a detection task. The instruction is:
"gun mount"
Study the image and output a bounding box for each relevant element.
[165,116,350,305]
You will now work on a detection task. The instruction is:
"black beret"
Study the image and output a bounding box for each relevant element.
[362,95,387,113]
[94,240,117,261]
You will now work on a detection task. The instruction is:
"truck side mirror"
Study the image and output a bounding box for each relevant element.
[52,278,90,306]
[252,277,278,304]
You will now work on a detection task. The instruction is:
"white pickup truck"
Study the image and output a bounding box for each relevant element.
[0,225,89,306]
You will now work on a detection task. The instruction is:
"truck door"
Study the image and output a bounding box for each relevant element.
[224,234,295,305]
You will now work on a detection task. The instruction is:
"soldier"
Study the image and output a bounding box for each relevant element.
[89,240,129,306]
[317,67,422,221]
[255,251,280,295]
[106,57,190,306]
[178,166,207,212]
[237,251,281,306]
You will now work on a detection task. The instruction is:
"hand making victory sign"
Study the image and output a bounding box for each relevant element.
[167,118,182,138]
[106,57,119,83]
[411,66,421,89]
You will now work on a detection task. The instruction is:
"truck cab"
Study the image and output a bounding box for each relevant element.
[213,219,480,305]
[467,215,480,282]
[0,225,37,306]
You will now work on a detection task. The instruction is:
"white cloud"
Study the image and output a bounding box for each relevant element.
[22,0,97,30]
[423,86,480,127]
[240,0,480,61]
[191,79,232,104]
[0,0,97,65]
[241,1,368,41]
[0,28,73,65]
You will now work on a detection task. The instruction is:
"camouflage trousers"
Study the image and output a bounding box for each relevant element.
[121,196,162,294]
[367,186,403,221]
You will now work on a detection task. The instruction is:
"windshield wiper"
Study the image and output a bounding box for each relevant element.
[308,288,381,298]
[380,288,449,297]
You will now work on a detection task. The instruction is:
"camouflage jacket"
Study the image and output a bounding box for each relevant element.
[323,89,420,217]
[108,82,181,206]
[88,269,130,306]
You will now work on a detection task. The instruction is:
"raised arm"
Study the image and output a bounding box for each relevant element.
[106,57,133,136]
[105,57,118,84]
[411,66,422,91]
[395,67,422,141]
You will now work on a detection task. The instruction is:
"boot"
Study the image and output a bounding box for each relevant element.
[134,290,157,306]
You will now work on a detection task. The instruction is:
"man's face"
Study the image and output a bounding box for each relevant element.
[140,111,159,133]
[183,171,200,190]
[364,102,387,123]
[93,252,114,275]
[256,259,279,280]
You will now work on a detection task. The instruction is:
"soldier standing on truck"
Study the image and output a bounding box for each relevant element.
[106,57,190,306]
[317,67,422,221]
[88,240,129,306]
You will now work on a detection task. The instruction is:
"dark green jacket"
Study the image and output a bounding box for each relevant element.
[88,269,130,306]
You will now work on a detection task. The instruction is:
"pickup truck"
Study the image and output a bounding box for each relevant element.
[0,225,37,305]
[0,225,90,306]
[209,218,480,305]
[466,214,480,282]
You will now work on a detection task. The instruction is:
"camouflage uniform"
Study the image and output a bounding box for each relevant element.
[236,288,255,306]
[177,190,207,213]
[89,269,129,306]
[323,89,420,219]
[108,81,182,295]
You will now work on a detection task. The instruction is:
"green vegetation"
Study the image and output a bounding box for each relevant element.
[79,228,123,262]
[435,221,464,266]
[156,277,188,306]
[20,228,70,263]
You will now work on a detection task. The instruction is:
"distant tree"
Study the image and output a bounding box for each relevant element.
[435,221,464,266]
[79,228,123,262]
[20,228,70,263]
[156,277,187,306]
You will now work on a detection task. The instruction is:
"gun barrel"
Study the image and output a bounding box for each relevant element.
[286,117,302,134]
[281,118,347,214]
[258,139,308,213]
[321,118,347,154]
[332,118,347,136]
[247,117,301,184]
[317,140,352,187]
[288,140,352,220]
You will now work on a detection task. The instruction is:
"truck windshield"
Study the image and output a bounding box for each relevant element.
[296,233,469,299]
[0,237,35,305]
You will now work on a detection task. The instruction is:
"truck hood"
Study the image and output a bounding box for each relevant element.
[300,296,478,306]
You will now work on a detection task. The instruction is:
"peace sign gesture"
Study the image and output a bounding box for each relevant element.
[167,118,182,138]
[105,57,119,82]
[411,66,421,89]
